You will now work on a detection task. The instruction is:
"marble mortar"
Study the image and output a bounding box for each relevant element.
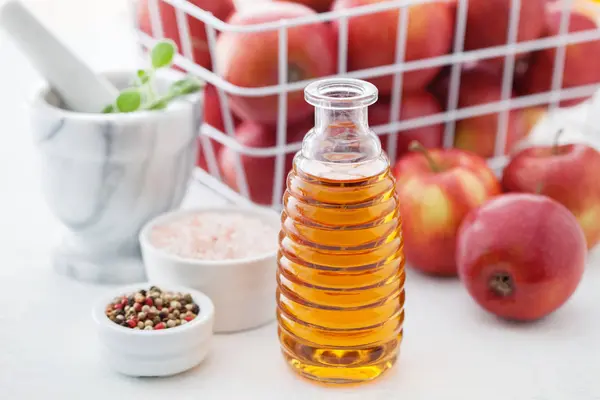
[29,70,203,284]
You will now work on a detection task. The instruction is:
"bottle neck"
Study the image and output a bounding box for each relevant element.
[299,78,386,175]
[301,105,381,164]
[314,107,369,134]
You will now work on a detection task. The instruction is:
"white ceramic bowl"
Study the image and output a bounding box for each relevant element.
[92,283,214,377]
[139,207,280,333]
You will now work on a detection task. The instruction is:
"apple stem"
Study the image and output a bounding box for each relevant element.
[552,129,564,155]
[409,140,441,172]
[489,272,514,297]
[288,64,304,83]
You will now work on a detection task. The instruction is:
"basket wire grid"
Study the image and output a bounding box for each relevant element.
[130,0,600,209]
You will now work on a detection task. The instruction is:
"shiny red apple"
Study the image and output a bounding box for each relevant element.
[393,142,501,276]
[520,4,600,107]
[215,2,337,124]
[457,193,587,321]
[332,0,455,94]
[137,0,235,70]
[502,134,600,249]
[276,0,335,12]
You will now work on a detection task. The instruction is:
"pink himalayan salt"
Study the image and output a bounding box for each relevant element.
[149,212,278,260]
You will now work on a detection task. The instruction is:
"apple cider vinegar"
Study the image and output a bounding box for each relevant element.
[277,78,405,384]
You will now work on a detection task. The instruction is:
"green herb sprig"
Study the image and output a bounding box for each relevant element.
[102,40,203,113]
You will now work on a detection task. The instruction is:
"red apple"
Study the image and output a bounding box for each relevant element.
[393,143,501,276]
[215,2,337,125]
[431,59,530,102]
[219,120,310,205]
[369,92,444,160]
[434,68,527,158]
[276,0,335,12]
[137,0,235,70]
[197,85,242,171]
[520,5,600,107]
[464,0,546,61]
[332,0,455,95]
[457,193,587,321]
[502,137,600,249]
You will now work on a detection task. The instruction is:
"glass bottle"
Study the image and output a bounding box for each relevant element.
[277,78,406,384]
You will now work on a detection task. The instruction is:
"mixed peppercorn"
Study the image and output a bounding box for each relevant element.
[105,286,200,330]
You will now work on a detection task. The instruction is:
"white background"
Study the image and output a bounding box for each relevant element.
[1,0,600,399]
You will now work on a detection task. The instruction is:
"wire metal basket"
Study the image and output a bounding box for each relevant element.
[130,0,600,208]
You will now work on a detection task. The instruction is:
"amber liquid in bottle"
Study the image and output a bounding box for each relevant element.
[277,79,405,384]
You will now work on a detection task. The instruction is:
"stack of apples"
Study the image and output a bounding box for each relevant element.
[136,0,600,322]
[394,133,600,321]
[136,0,600,205]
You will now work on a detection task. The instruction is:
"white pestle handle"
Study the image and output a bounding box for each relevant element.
[0,0,119,113]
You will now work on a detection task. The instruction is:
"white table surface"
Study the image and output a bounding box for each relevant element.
[2,1,600,399]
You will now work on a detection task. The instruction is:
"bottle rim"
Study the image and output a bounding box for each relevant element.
[304,78,378,110]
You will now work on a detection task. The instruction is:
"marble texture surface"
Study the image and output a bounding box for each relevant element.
[29,70,202,283]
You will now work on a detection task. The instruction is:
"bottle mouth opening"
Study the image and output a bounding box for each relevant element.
[304,78,378,110]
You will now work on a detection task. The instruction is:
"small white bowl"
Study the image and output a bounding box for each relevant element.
[139,206,280,333]
[92,283,214,377]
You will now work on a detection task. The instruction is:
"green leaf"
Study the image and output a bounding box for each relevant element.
[169,77,204,96]
[151,40,177,69]
[168,80,187,96]
[102,104,116,113]
[146,98,169,110]
[137,69,150,84]
[116,88,142,113]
